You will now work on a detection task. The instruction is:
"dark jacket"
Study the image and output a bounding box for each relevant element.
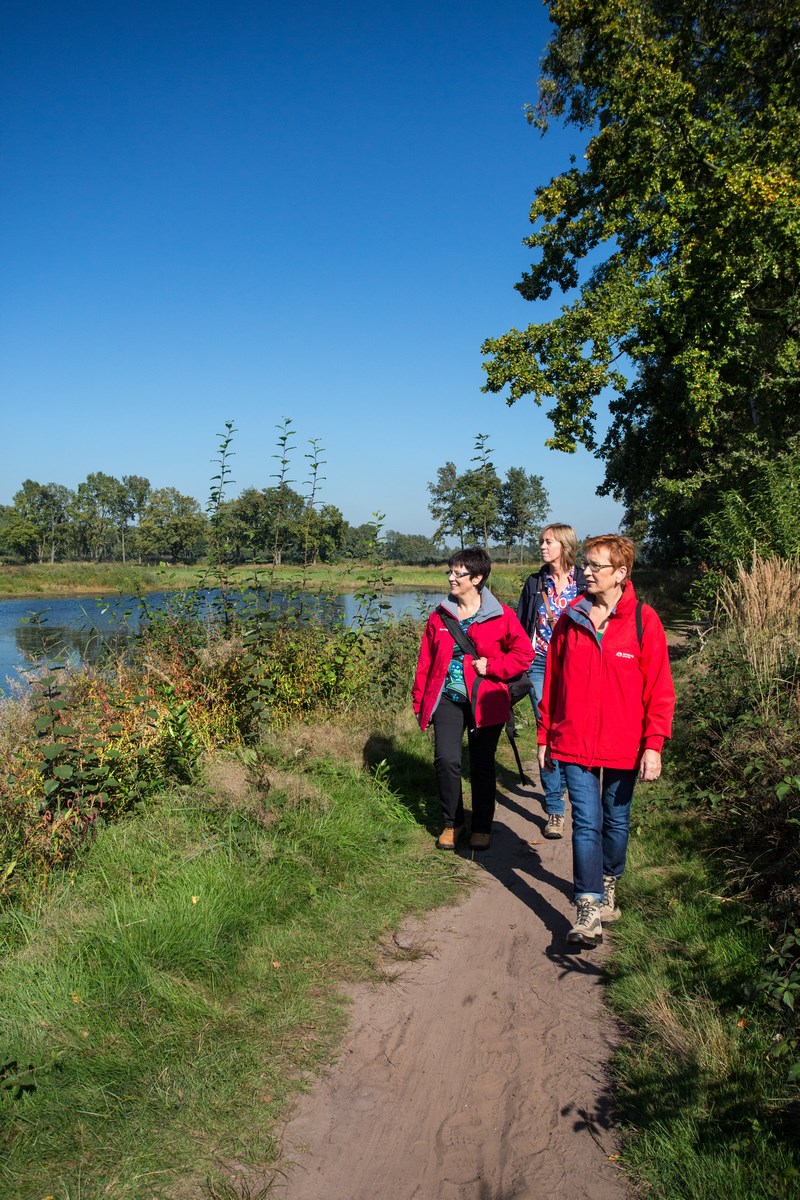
[516,564,587,639]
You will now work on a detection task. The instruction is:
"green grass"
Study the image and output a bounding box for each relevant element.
[0,731,465,1199]
[0,561,195,598]
[0,559,536,601]
[607,796,800,1200]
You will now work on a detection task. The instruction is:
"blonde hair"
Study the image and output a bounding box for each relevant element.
[541,523,579,570]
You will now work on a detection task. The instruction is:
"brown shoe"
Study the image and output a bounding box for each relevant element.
[436,825,463,851]
[469,832,491,852]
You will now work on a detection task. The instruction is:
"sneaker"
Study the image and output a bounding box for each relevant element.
[544,813,565,839]
[469,831,491,851]
[436,825,463,851]
[566,895,603,947]
[600,874,621,923]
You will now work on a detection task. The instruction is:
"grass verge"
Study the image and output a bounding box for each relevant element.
[0,713,464,1199]
[607,793,800,1200]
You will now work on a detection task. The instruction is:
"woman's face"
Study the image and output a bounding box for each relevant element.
[583,549,626,596]
[540,530,564,570]
[447,565,482,600]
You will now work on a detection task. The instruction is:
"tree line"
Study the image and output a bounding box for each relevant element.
[0,473,445,567]
[0,438,550,567]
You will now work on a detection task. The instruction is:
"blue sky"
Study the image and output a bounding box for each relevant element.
[2,0,625,540]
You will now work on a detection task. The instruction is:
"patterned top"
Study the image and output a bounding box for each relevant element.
[443,614,478,703]
[533,567,580,656]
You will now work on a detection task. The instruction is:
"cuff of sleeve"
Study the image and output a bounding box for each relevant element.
[643,736,664,752]
[537,731,548,746]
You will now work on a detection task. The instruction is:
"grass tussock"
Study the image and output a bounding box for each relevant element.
[0,711,465,1199]
[714,554,800,718]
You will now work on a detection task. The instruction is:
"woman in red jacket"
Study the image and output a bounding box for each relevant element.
[537,535,675,947]
[413,547,533,853]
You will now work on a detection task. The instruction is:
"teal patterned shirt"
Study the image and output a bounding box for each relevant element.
[443,614,477,703]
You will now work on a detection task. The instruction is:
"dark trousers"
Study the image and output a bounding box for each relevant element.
[431,695,503,834]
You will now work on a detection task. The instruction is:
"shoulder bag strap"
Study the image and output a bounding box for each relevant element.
[540,585,559,627]
[439,610,478,657]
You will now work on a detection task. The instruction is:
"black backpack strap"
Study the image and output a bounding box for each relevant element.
[636,599,644,649]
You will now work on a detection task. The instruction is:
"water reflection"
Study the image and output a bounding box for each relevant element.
[1,588,441,693]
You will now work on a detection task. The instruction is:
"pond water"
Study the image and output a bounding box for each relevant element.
[0,589,445,695]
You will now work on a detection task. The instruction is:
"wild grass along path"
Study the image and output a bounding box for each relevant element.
[270,774,628,1200]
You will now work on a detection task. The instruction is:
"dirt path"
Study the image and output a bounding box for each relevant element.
[271,776,628,1200]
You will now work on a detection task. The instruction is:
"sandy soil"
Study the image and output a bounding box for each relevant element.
[271,775,629,1200]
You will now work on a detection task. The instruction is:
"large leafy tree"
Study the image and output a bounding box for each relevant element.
[427,436,506,549]
[4,480,73,562]
[428,461,471,548]
[482,0,800,555]
[138,488,207,563]
[499,467,549,562]
[69,472,129,562]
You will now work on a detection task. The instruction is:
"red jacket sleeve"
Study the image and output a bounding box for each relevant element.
[411,615,436,715]
[483,609,535,681]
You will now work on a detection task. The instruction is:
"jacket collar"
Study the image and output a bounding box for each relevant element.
[569,580,638,626]
[439,585,503,622]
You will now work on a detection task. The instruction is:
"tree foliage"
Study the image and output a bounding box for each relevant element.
[482,0,800,556]
[427,437,549,557]
[499,467,550,562]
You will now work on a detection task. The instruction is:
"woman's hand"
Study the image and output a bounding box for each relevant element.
[538,744,554,773]
[639,749,662,781]
[472,656,488,677]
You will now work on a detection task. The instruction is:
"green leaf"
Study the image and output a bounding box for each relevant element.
[52,764,74,780]
[42,743,66,761]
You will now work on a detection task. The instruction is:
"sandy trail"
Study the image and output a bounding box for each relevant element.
[271,777,627,1200]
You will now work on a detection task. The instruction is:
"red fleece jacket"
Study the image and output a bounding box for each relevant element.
[538,582,675,770]
[412,596,532,730]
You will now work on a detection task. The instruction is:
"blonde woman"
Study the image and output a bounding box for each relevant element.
[516,524,586,837]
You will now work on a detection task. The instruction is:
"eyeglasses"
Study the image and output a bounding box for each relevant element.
[581,559,616,572]
[446,570,472,579]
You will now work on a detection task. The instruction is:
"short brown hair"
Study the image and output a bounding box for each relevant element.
[541,523,579,570]
[583,534,635,578]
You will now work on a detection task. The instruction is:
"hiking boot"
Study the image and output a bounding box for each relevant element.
[436,825,463,851]
[469,831,491,852]
[544,813,565,839]
[600,874,621,923]
[566,895,603,947]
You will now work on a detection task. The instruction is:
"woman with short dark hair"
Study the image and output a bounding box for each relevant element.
[413,548,532,852]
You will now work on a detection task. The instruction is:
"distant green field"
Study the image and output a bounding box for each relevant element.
[0,559,539,601]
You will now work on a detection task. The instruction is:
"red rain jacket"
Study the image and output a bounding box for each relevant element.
[538,582,675,769]
[412,589,533,730]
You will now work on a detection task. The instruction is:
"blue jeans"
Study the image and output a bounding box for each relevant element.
[529,654,566,816]
[562,762,636,901]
